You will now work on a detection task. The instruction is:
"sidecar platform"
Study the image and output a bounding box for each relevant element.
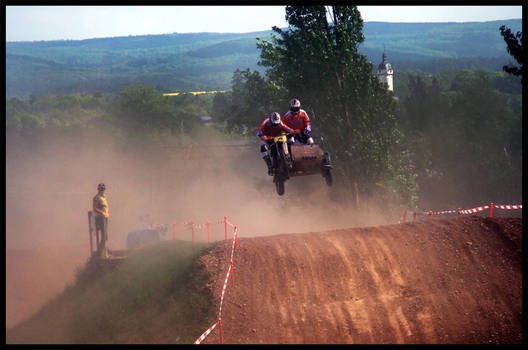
[289,143,331,176]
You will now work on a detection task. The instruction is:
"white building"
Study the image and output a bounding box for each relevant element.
[376,51,393,91]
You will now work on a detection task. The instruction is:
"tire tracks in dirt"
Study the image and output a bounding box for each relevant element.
[200,216,522,344]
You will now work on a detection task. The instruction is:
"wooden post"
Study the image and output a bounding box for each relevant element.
[224,216,228,240]
[219,317,223,344]
[413,210,417,222]
[172,222,177,240]
[457,208,461,220]
[206,221,211,244]
[429,210,433,221]
[88,211,94,255]
[191,223,195,242]
[490,202,494,218]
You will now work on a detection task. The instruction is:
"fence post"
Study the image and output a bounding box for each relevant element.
[224,216,228,240]
[191,223,195,242]
[429,210,433,221]
[172,222,177,240]
[88,211,94,255]
[457,208,461,220]
[219,317,223,344]
[207,220,211,244]
[234,225,239,248]
[413,210,417,222]
[490,202,494,218]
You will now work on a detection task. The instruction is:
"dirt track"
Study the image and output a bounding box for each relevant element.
[199,216,522,344]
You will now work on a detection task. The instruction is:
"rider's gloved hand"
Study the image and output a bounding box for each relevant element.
[303,129,311,135]
[294,129,301,134]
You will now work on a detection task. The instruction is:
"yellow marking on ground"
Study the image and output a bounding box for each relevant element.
[162,90,226,96]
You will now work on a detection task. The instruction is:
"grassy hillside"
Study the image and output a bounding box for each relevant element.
[6,19,522,97]
[6,241,215,344]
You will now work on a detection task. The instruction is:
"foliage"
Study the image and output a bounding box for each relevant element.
[253,6,416,205]
[6,85,217,150]
[397,69,522,209]
[225,68,287,135]
[6,20,521,98]
[499,25,524,82]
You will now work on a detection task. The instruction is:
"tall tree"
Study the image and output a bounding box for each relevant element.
[499,25,524,82]
[257,6,412,203]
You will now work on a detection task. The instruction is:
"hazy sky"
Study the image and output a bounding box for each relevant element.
[6,5,523,42]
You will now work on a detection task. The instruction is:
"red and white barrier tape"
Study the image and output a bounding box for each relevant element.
[220,225,238,317]
[406,203,521,222]
[194,322,217,345]
[460,205,489,215]
[495,204,522,210]
[218,263,232,318]
[432,210,457,215]
[194,221,239,344]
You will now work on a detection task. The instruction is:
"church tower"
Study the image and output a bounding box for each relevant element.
[376,50,393,91]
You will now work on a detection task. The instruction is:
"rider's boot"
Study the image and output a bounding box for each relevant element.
[263,155,273,175]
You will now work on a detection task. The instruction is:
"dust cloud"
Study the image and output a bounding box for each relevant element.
[6,127,390,328]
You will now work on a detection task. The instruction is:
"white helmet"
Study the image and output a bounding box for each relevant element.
[269,112,281,126]
[289,98,301,112]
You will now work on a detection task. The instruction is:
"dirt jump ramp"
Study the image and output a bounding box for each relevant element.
[199,216,522,344]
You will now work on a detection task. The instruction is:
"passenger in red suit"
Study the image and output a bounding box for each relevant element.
[283,98,314,145]
[257,112,295,175]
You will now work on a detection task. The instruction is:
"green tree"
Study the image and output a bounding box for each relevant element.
[447,70,521,203]
[398,69,522,208]
[227,68,286,135]
[211,92,232,122]
[499,25,524,82]
[257,5,412,204]
[115,84,179,133]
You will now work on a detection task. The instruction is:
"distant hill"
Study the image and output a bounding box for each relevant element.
[6,19,522,98]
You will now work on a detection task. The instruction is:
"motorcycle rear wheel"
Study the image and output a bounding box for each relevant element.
[323,170,333,187]
[275,180,285,195]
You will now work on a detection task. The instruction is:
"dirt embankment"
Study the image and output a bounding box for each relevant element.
[6,245,89,329]
[199,216,522,344]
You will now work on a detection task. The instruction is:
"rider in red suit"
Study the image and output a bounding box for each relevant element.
[257,112,295,175]
[283,98,314,145]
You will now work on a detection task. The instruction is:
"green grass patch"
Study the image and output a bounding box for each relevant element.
[6,240,216,344]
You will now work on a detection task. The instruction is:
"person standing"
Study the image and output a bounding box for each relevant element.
[93,183,109,259]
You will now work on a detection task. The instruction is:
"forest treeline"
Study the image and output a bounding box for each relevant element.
[6,19,521,98]
[6,6,522,214]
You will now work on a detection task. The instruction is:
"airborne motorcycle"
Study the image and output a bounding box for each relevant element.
[268,133,332,195]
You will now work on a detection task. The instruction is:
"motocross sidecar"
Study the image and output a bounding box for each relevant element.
[269,135,333,195]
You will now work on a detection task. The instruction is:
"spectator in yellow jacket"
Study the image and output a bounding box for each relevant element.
[93,183,109,258]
